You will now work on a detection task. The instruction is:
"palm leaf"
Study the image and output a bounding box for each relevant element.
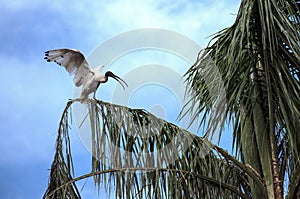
[43,99,265,198]
[43,101,81,199]
[182,0,300,198]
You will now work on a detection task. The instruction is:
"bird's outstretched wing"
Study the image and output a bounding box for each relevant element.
[44,48,92,87]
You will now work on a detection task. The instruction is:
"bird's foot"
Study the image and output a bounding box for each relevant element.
[79,98,89,104]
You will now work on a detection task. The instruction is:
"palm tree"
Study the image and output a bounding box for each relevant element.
[183,0,300,198]
[43,0,300,198]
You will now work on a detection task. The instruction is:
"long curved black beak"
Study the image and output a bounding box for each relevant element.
[105,71,128,90]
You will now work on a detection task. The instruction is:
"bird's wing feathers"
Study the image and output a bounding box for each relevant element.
[45,48,92,87]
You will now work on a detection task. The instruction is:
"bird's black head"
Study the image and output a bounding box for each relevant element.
[105,71,128,90]
[105,71,114,77]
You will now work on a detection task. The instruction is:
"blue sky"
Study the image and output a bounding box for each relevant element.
[0,0,240,198]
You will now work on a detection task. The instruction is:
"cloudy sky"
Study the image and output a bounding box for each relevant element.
[0,0,240,198]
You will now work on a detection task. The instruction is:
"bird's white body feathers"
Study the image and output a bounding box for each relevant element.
[80,68,105,99]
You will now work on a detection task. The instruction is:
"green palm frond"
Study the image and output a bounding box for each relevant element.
[44,99,265,199]
[182,0,300,198]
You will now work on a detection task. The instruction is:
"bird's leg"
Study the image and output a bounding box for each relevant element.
[93,91,96,99]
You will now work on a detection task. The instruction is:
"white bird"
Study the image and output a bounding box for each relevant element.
[44,48,128,102]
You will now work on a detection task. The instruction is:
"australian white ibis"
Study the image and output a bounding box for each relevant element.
[44,48,128,102]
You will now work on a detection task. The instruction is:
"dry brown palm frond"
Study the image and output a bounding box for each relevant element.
[44,99,265,199]
[43,101,81,199]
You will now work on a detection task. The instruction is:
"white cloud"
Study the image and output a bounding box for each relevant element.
[14,0,238,47]
[86,0,239,45]
[1,0,239,58]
